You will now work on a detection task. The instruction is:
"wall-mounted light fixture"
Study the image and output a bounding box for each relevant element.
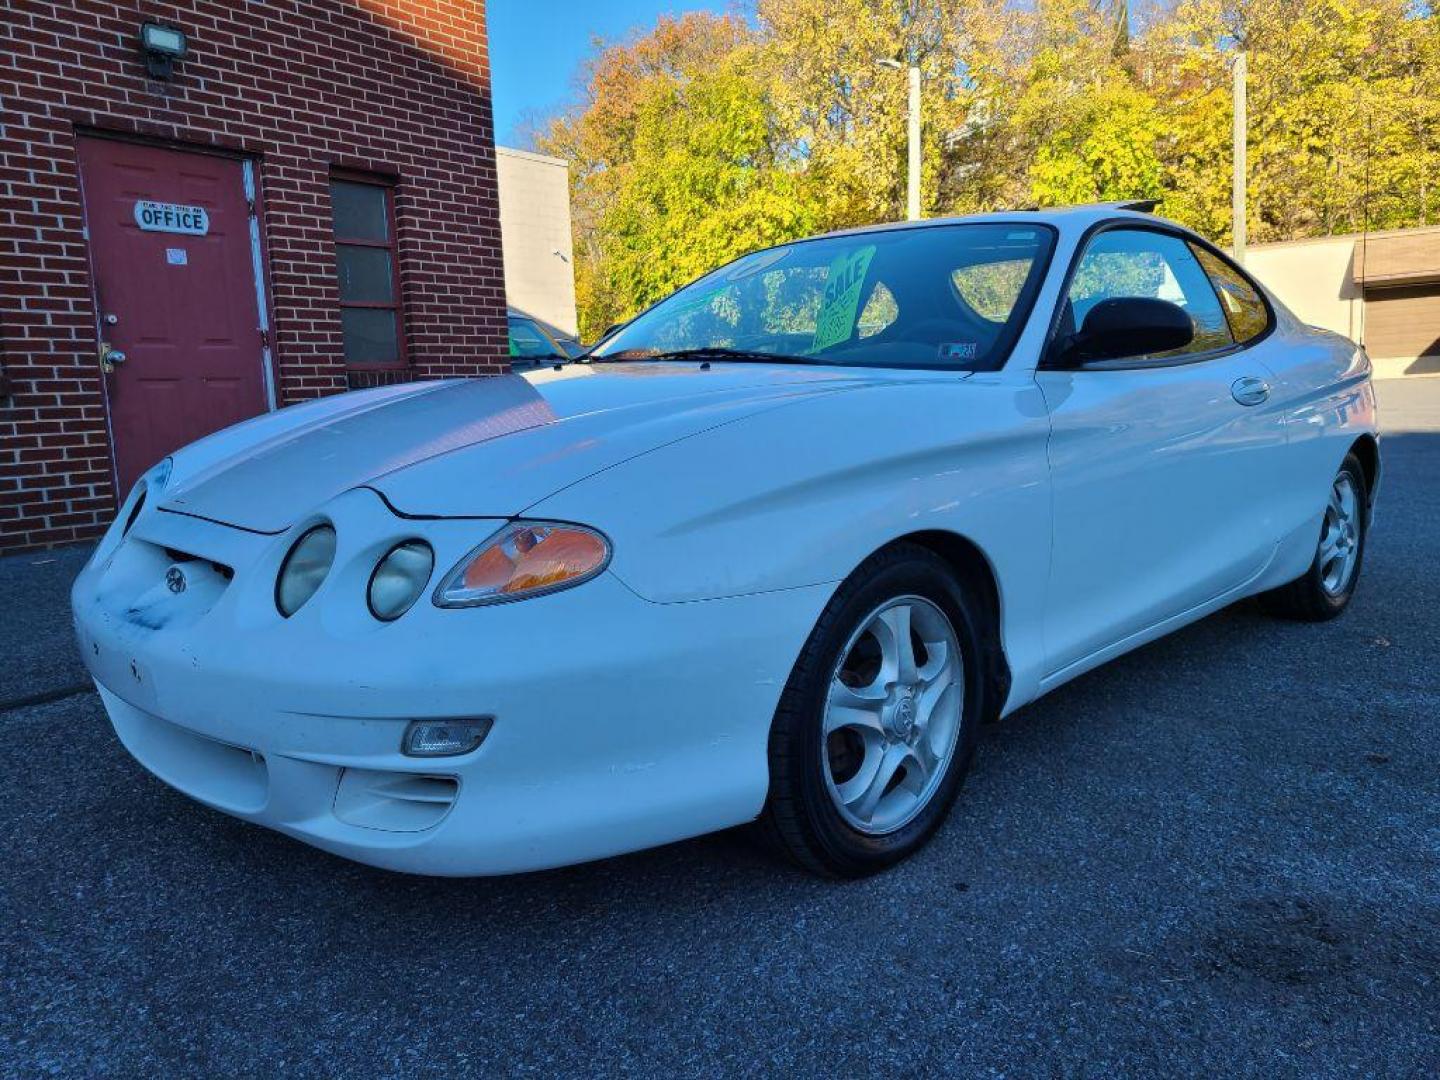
[139,21,188,80]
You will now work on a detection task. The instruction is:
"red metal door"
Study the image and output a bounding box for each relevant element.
[76,137,271,493]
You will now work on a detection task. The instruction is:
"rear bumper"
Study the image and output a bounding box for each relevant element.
[73,491,832,875]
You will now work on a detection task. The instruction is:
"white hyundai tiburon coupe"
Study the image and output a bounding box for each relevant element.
[73,205,1379,877]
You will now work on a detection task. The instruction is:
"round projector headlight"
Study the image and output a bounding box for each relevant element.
[368,540,434,621]
[276,525,337,617]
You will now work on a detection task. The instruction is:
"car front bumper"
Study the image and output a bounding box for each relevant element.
[72,488,832,875]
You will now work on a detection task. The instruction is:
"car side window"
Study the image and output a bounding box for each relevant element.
[1189,244,1270,344]
[508,318,555,358]
[857,282,899,338]
[1066,229,1234,359]
[951,259,1032,324]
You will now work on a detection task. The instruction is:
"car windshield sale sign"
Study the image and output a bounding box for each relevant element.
[133,200,210,236]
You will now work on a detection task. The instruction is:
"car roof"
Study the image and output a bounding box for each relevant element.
[809,203,1187,243]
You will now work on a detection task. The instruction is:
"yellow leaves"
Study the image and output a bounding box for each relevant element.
[541,0,1440,336]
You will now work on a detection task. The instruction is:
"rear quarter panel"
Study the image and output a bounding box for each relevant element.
[1251,309,1377,584]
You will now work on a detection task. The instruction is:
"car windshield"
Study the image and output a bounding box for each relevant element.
[592,223,1055,370]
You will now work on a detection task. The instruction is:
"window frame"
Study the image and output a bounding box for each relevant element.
[1039,219,1276,371]
[330,170,408,370]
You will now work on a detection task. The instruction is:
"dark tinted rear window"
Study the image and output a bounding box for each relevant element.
[1191,244,1270,343]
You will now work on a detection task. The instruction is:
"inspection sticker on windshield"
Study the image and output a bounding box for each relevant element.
[810,245,876,353]
[938,341,977,361]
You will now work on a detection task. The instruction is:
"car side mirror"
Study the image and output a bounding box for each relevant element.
[1061,297,1194,365]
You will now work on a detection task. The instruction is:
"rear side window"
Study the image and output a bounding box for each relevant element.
[857,282,899,338]
[951,259,1032,323]
[1066,229,1233,357]
[1190,244,1270,343]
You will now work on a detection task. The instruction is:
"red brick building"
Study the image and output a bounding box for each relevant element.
[0,0,507,552]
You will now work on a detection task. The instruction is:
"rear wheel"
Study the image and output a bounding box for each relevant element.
[758,544,993,877]
[1259,452,1368,621]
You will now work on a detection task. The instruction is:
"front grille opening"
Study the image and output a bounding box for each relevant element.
[162,546,235,580]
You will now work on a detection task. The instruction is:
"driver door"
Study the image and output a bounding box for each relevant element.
[1035,226,1286,683]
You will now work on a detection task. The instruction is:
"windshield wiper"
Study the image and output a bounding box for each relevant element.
[600,347,818,365]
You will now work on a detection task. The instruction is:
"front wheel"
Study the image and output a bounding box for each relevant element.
[758,544,993,877]
[1259,452,1369,621]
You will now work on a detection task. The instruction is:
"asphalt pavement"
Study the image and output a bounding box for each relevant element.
[2,379,1437,1078]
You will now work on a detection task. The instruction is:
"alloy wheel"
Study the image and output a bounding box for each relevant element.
[1319,472,1361,596]
[821,595,965,835]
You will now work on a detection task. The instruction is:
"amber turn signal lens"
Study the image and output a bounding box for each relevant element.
[436,522,611,607]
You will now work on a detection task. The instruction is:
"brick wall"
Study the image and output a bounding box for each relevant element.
[0,0,507,552]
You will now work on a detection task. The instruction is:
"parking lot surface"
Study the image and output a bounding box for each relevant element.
[2,380,1437,1077]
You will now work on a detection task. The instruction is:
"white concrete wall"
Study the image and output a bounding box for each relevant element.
[1243,235,1361,341]
[496,146,578,338]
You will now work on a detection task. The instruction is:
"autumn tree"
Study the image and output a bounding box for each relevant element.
[600,47,817,315]
[535,0,1440,334]
[1012,0,1165,207]
[537,14,759,338]
[1146,0,1440,242]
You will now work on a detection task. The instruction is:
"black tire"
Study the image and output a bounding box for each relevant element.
[1258,451,1369,621]
[757,543,996,878]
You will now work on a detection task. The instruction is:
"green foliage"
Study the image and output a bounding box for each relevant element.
[1025,67,1165,206]
[537,0,1440,337]
[600,52,817,316]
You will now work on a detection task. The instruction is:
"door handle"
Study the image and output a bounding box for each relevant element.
[1231,376,1270,406]
[98,341,127,374]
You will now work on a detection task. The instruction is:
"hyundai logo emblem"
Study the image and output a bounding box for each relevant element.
[165,566,187,594]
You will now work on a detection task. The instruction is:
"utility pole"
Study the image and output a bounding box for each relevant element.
[1232,50,1247,264]
[877,58,922,220]
[907,64,921,221]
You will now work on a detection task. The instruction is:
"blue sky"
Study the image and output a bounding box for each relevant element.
[488,0,729,147]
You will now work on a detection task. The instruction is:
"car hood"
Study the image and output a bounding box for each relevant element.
[159,363,901,533]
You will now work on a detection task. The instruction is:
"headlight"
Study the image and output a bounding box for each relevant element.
[368,540,434,621]
[434,521,610,608]
[275,525,337,617]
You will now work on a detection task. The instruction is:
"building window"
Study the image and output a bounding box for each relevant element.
[330,175,405,366]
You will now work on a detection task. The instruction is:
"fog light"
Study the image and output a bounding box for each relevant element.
[402,718,493,757]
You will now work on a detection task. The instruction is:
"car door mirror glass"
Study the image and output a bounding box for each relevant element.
[1065,297,1194,365]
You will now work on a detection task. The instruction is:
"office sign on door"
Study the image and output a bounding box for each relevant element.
[133,200,210,236]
